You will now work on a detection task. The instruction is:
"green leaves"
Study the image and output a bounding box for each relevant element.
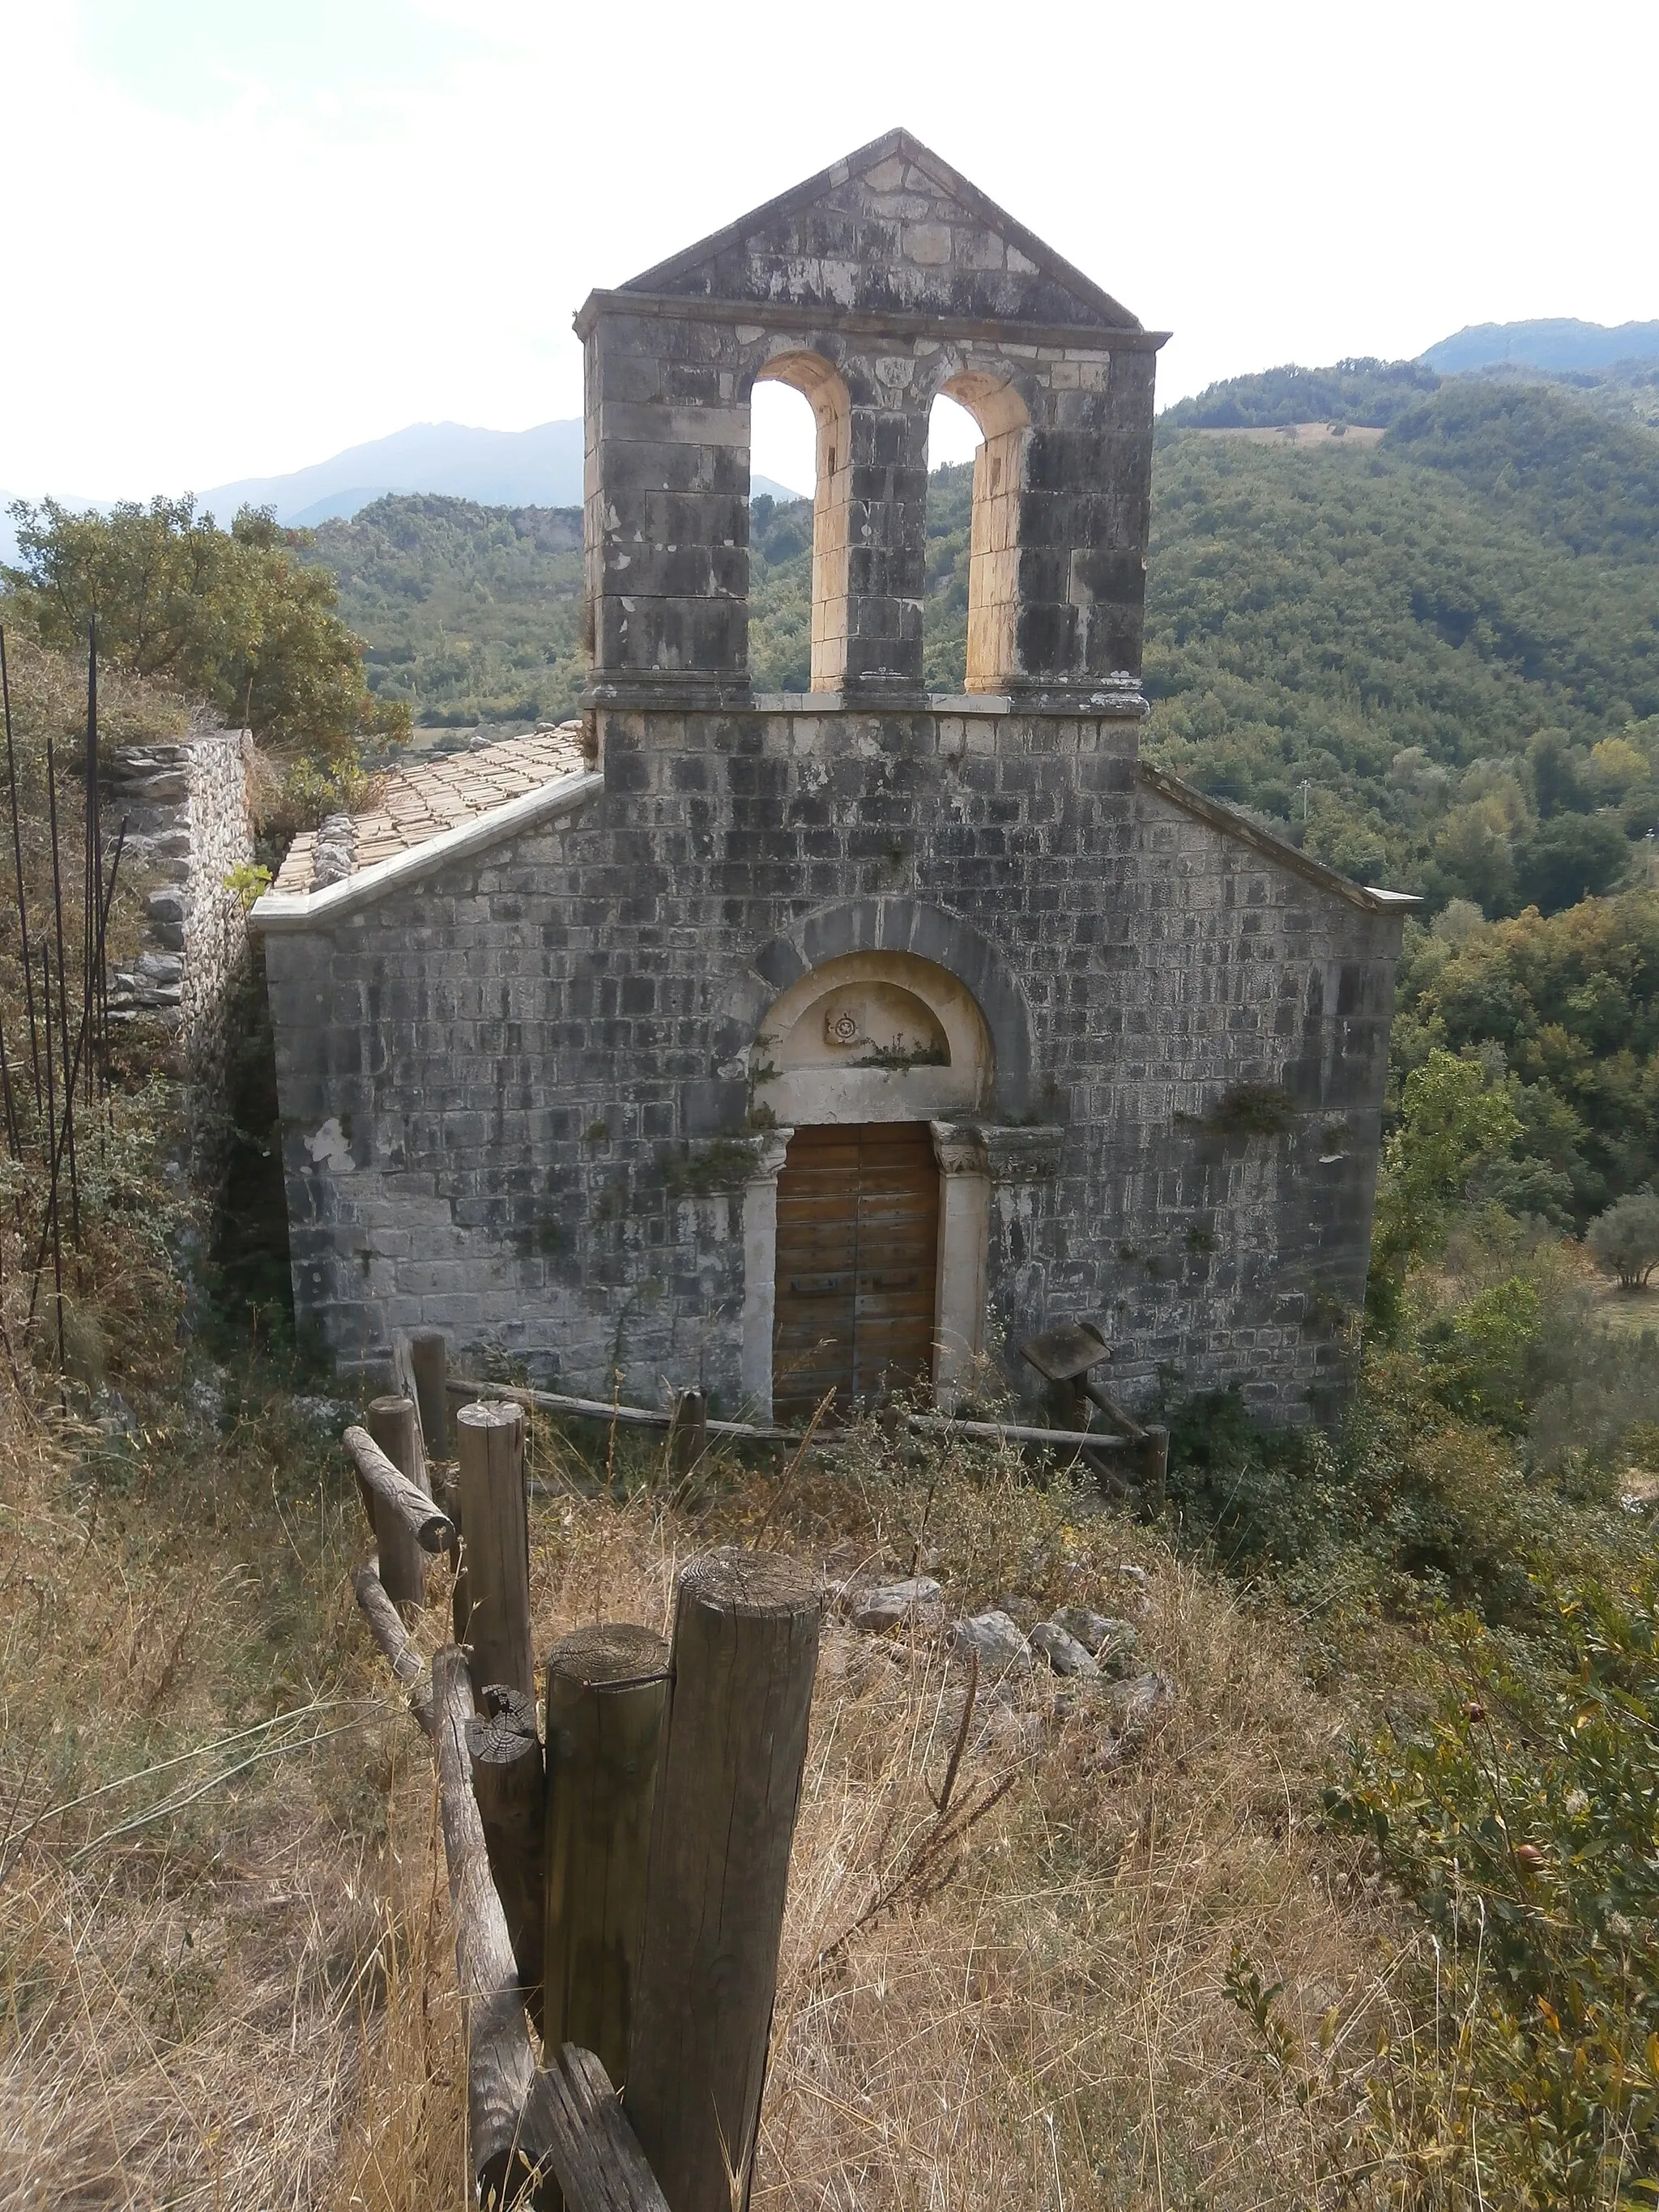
[1327,1566,1659,2204]
[5,495,407,772]
[1369,1053,1522,1330]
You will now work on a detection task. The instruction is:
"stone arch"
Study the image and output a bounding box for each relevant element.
[756,948,992,1125]
[932,370,1030,693]
[733,897,1038,1117]
[751,348,852,691]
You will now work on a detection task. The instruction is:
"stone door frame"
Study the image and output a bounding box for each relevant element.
[740,1118,991,1420]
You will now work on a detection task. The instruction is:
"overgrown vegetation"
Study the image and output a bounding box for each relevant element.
[3,497,408,835]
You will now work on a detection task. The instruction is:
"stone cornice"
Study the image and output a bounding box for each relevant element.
[574,288,1171,356]
[1137,763,1421,917]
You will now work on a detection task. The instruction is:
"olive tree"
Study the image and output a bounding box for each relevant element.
[1587,1189,1659,1290]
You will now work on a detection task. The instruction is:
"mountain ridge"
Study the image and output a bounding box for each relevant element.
[199,418,804,524]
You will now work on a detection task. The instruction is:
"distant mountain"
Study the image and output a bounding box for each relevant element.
[1422,319,1659,375]
[200,419,804,526]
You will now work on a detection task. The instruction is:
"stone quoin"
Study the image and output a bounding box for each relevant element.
[250,130,1415,1425]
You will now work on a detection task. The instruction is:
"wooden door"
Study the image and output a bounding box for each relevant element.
[772,1123,940,1422]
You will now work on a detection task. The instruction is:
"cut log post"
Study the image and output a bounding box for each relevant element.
[432,1647,539,2206]
[343,1426,457,1555]
[666,1387,707,1477]
[389,1332,431,1490]
[455,1400,534,1702]
[1139,1424,1170,1518]
[469,1682,546,2005]
[365,1396,429,1608]
[522,2044,670,2212]
[543,1624,671,2090]
[409,1327,449,1458]
[625,1549,821,2212]
[352,1558,434,1736]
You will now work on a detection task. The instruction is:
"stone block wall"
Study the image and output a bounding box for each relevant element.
[106,728,254,1101]
[260,703,1403,1420]
[582,308,1158,700]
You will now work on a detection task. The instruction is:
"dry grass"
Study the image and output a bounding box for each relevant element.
[0,1312,1424,2212]
[0,1363,408,2210]
[334,1422,1414,2211]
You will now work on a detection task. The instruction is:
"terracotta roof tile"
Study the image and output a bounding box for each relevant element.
[271,722,589,894]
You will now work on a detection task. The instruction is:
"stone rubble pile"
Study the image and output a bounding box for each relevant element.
[836,1561,1175,1756]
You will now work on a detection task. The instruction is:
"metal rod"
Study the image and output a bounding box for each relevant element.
[0,1015,19,1161]
[39,946,64,1364]
[25,825,125,1305]
[42,731,79,1246]
[0,628,41,1116]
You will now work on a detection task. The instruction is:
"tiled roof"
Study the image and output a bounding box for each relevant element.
[273,723,588,893]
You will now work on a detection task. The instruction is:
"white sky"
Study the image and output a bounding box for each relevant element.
[2,0,1655,504]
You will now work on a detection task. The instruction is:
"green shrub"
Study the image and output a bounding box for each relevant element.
[1327,1558,1659,2206]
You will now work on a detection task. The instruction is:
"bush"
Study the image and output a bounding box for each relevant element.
[1327,1558,1659,2206]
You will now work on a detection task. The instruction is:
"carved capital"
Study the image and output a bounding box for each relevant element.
[928,1120,990,1178]
[746,1126,794,1184]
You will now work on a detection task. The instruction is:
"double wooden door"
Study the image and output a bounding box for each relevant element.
[772,1123,940,1422]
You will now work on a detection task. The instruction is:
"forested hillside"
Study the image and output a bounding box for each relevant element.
[306,493,586,727]
[303,377,1659,926]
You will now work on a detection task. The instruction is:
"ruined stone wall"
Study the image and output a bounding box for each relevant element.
[106,728,254,1104]
[261,706,1401,1421]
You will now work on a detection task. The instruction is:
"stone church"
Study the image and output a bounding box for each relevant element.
[252,129,1413,1426]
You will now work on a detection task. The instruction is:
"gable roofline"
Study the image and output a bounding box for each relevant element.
[248,769,603,933]
[1138,762,1421,916]
[612,126,1141,335]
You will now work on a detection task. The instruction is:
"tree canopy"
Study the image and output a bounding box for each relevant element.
[4,496,407,767]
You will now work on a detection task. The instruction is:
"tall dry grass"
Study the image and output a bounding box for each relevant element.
[0,1358,416,2211]
[335,1421,1416,2211]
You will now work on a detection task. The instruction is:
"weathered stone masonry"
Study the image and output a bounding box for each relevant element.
[254,130,1413,1422]
[104,727,254,1094]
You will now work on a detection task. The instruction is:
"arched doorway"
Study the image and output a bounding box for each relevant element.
[741,952,995,1421]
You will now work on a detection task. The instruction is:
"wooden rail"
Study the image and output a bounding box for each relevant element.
[343,1426,457,1554]
[449,1374,1146,1458]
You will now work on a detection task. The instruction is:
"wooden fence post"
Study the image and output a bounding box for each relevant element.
[666,1387,707,1477]
[542,1624,671,2090]
[1140,1424,1169,1518]
[625,1550,820,2212]
[365,1396,428,1607]
[410,1327,449,1458]
[469,1684,546,2007]
[432,1647,539,2207]
[455,1400,534,1703]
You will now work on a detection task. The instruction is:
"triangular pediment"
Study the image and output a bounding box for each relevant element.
[621,129,1141,333]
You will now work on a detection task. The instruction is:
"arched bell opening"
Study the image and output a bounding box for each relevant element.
[751,350,853,693]
[928,372,1030,693]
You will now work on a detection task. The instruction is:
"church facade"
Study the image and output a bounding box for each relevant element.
[253,130,1412,1425]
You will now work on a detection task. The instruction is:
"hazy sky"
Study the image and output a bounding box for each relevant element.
[2,0,1655,503]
